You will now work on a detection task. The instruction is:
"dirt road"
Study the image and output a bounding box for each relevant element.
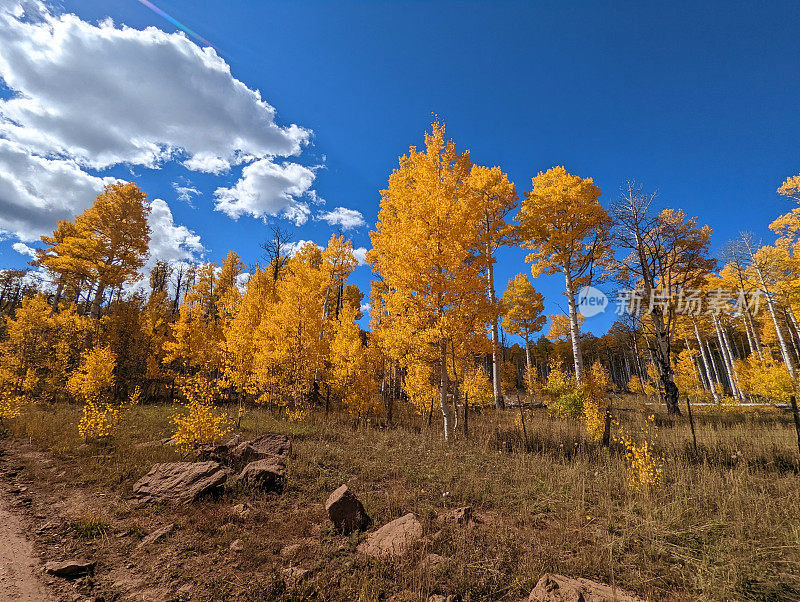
[0,495,53,601]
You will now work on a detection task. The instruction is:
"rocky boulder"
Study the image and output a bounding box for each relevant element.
[528,573,646,602]
[357,513,423,558]
[440,506,473,525]
[238,456,285,491]
[133,461,228,504]
[229,434,292,468]
[325,485,371,533]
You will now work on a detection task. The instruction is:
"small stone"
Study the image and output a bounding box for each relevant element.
[237,457,285,491]
[45,559,96,579]
[136,523,175,549]
[357,513,423,558]
[325,485,371,533]
[230,503,252,518]
[441,506,473,524]
[229,539,244,552]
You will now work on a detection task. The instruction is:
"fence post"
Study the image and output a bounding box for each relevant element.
[686,396,697,455]
[789,396,800,458]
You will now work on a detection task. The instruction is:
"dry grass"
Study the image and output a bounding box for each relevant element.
[3,397,800,601]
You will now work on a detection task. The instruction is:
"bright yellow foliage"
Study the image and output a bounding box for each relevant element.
[613,414,663,491]
[778,172,800,202]
[502,274,546,341]
[581,361,610,442]
[735,352,793,401]
[330,304,379,416]
[171,377,231,450]
[0,391,24,422]
[78,402,118,441]
[462,365,494,408]
[368,121,490,438]
[68,345,116,403]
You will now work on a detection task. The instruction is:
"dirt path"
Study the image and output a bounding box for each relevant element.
[0,495,53,601]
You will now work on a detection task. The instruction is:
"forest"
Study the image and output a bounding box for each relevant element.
[2,122,800,600]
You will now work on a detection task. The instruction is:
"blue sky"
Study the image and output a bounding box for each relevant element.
[1,1,799,336]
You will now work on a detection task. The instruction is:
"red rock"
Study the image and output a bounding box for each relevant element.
[132,461,228,504]
[325,485,371,533]
[237,456,285,491]
[528,573,646,602]
[357,513,422,558]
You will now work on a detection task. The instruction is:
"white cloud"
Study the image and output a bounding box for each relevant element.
[318,207,366,230]
[360,302,371,314]
[172,182,201,205]
[284,239,321,257]
[353,246,368,266]
[147,198,204,264]
[12,241,36,257]
[0,2,310,171]
[214,159,315,224]
[0,138,116,240]
[0,1,317,240]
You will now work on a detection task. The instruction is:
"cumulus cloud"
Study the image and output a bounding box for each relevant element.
[214,160,315,224]
[12,241,36,257]
[147,198,204,264]
[0,2,309,171]
[0,1,317,240]
[353,246,368,266]
[318,207,366,230]
[0,138,116,240]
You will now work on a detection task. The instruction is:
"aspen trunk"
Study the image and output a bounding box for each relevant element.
[440,341,453,441]
[564,271,585,384]
[713,317,740,399]
[524,336,533,394]
[720,321,745,400]
[705,339,722,394]
[693,319,719,402]
[741,314,756,358]
[748,255,798,382]
[488,256,504,409]
[744,305,763,359]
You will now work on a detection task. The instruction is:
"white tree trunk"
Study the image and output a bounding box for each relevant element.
[440,341,453,441]
[564,271,585,384]
[693,319,720,402]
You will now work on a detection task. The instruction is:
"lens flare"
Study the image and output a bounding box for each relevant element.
[135,0,215,49]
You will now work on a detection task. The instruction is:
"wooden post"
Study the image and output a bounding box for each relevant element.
[516,392,528,449]
[686,396,697,455]
[601,395,613,447]
[790,396,800,458]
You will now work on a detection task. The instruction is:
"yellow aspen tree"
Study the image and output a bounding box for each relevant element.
[222,267,275,407]
[501,273,546,391]
[69,345,118,441]
[36,219,91,309]
[77,183,151,317]
[778,172,800,202]
[253,242,331,416]
[369,121,488,440]
[517,166,612,385]
[468,165,517,409]
[330,303,379,416]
